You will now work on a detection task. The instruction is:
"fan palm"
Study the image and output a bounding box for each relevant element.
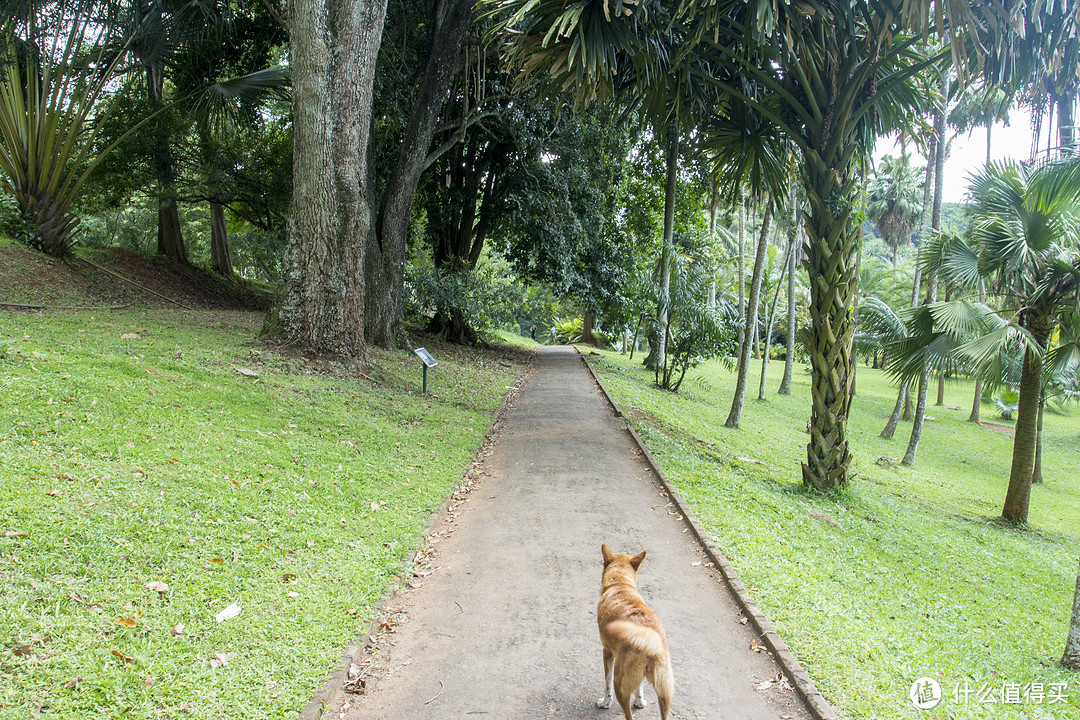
[897,157,1080,523]
[867,155,924,266]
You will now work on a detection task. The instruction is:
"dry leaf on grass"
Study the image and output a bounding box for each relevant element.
[145,581,169,594]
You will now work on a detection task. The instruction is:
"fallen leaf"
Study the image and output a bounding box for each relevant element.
[144,676,155,687]
[211,652,228,668]
[145,581,169,594]
[13,645,32,657]
[370,502,380,512]
[209,558,224,564]
[120,333,140,340]
[750,637,764,653]
[3,531,27,538]
[111,649,134,663]
[117,617,137,628]
[214,603,241,623]
[235,367,259,378]
[170,623,184,636]
[46,489,61,496]
[286,591,299,598]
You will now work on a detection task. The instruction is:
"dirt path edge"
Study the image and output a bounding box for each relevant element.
[296,354,534,720]
[577,348,839,720]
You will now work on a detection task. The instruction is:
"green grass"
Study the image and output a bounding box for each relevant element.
[583,348,1080,719]
[0,307,525,719]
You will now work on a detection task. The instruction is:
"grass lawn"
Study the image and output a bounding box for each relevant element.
[0,306,526,719]
[583,348,1080,719]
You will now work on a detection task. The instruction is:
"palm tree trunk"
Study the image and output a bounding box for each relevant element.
[881,383,908,438]
[969,379,983,423]
[737,193,746,324]
[779,197,798,395]
[759,239,790,400]
[1002,318,1051,522]
[936,373,945,405]
[656,129,679,373]
[1064,558,1080,670]
[1032,391,1045,484]
[726,203,773,428]
[901,78,946,467]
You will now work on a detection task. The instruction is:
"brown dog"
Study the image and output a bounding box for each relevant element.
[596,544,674,719]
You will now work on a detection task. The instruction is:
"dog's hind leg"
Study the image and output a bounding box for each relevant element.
[597,647,615,709]
[632,679,646,709]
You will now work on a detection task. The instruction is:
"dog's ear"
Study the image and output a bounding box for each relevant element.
[602,544,614,566]
[630,551,646,570]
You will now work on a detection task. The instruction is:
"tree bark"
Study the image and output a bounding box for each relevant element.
[147,63,187,264]
[1001,314,1052,522]
[881,382,908,438]
[1058,92,1077,155]
[969,379,983,423]
[209,201,233,278]
[274,0,386,357]
[1032,392,1045,484]
[656,129,679,375]
[737,193,746,323]
[936,372,945,405]
[759,239,790,400]
[366,0,475,348]
[727,203,772,428]
[1064,558,1080,670]
[779,202,797,395]
[901,78,946,467]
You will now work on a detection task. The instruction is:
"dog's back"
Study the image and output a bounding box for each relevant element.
[597,545,673,720]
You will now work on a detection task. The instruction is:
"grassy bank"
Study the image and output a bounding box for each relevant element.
[583,348,1080,719]
[0,307,526,719]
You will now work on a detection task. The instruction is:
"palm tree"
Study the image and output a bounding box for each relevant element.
[0,6,127,255]
[867,155,923,266]
[899,158,1080,522]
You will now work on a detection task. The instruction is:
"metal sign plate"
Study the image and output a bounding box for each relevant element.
[414,347,438,368]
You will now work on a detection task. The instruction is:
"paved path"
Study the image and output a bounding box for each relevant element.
[327,346,813,720]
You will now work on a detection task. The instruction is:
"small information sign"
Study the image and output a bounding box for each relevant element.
[414,348,438,368]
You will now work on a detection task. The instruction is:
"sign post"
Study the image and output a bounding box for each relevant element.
[413,348,438,395]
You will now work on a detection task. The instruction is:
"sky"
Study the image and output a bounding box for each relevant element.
[875,104,1046,203]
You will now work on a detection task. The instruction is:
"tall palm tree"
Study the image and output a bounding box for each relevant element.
[867,155,924,266]
[898,158,1080,523]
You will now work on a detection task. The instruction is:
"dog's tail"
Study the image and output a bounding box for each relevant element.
[605,620,665,658]
[651,655,674,719]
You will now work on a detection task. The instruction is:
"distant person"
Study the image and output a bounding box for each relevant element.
[529,324,536,340]
[550,325,557,344]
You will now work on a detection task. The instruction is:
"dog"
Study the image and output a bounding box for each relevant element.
[596,544,674,720]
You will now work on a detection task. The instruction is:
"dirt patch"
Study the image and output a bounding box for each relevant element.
[0,243,271,311]
[979,421,1016,436]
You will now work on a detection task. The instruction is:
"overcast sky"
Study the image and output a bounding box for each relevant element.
[874,104,1046,203]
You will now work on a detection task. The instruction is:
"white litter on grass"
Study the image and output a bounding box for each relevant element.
[214,603,241,623]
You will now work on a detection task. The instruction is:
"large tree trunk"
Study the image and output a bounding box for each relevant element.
[801,156,860,488]
[147,63,187,263]
[209,201,233,278]
[274,0,386,357]
[1001,314,1052,522]
[366,0,474,348]
[1064,559,1080,670]
[726,203,772,428]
